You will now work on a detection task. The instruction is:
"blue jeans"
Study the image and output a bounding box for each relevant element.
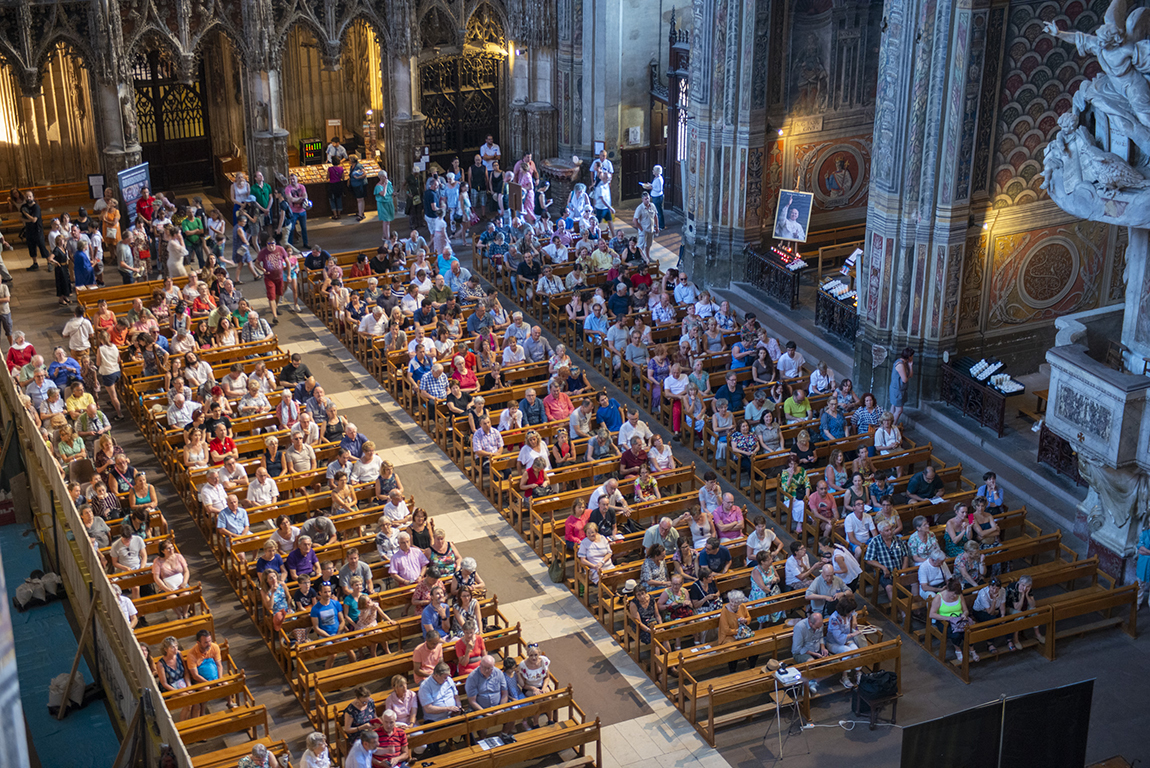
[651,195,665,229]
[288,211,309,248]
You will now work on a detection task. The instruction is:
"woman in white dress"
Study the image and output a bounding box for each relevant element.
[165,225,188,277]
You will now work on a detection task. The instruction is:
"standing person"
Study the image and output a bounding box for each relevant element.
[423,176,446,251]
[255,233,286,325]
[49,233,71,303]
[230,172,251,225]
[180,203,205,267]
[590,171,615,236]
[468,154,489,217]
[20,190,47,270]
[640,164,666,229]
[374,170,395,241]
[285,173,310,248]
[479,134,501,175]
[327,157,346,220]
[348,153,368,221]
[632,192,659,261]
[249,171,272,226]
[889,347,914,425]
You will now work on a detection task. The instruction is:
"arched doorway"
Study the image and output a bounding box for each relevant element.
[131,45,213,189]
[418,3,506,170]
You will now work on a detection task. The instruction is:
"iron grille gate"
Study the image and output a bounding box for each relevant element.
[132,50,214,190]
[419,53,501,170]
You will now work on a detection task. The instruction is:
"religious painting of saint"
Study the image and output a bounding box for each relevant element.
[773,190,814,243]
[820,153,857,208]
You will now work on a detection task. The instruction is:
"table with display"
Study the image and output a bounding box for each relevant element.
[939,358,1026,438]
[226,162,382,219]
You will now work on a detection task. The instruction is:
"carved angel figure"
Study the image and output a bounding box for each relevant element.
[1045,0,1150,127]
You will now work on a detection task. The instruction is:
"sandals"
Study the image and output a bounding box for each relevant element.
[969,649,980,662]
[1007,640,1017,652]
[986,644,997,654]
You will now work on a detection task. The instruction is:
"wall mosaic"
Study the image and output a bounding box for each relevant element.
[987,220,1109,330]
[992,0,1107,208]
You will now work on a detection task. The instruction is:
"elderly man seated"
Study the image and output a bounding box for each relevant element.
[805,563,850,616]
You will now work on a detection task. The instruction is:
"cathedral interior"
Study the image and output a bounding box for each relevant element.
[0,0,1149,765]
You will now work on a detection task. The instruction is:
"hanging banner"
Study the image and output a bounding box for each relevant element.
[117,162,151,226]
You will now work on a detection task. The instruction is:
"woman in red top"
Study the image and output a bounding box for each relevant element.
[5,332,34,372]
[453,621,486,676]
[349,253,372,279]
[563,497,591,551]
[449,355,479,393]
[519,457,550,501]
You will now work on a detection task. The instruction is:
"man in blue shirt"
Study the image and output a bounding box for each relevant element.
[583,302,608,336]
[310,582,355,669]
[25,369,57,409]
[520,388,546,426]
[407,348,433,389]
[607,283,631,318]
[465,655,509,711]
[466,303,495,336]
[596,392,624,431]
[701,536,732,574]
[714,372,745,413]
[216,495,251,556]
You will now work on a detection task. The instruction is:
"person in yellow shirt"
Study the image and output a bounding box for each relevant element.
[65,381,95,420]
[782,388,813,423]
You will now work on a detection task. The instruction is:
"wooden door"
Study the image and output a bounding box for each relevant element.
[132,50,214,190]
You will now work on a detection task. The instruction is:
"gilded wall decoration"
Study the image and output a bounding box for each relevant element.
[987,221,1109,330]
[958,233,987,334]
[991,0,1107,208]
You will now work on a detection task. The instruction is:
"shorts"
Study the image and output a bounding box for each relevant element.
[99,371,122,387]
[594,208,613,222]
[351,184,366,199]
[264,274,285,301]
[426,215,446,233]
[0,314,10,335]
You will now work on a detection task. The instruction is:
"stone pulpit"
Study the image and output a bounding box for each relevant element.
[1042,0,1150,583]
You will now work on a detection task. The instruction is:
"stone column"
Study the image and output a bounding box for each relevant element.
[525,48,557,160]
[95,78,143,184]
[386,53,425,215]
[681,0,771,285]
[853,0,994,404]
[246,66,290,184]
[507,44,531,160]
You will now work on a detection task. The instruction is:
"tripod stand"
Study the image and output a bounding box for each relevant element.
[762,674,811,762]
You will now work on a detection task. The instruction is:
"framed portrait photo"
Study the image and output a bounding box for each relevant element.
[773,190,814,243]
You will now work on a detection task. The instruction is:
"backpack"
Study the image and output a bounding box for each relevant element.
[853,669,898,713]
[548,554,566,584]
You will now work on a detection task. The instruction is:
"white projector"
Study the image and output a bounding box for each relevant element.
[774,667,803,686]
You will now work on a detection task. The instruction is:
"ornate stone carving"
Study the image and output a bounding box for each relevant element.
[1055,383,1114,441]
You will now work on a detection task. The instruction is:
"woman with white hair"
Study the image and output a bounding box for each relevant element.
[237,741,281,768]
[300,731,330,768]
[565,183,593,225]
[451,556,486,598]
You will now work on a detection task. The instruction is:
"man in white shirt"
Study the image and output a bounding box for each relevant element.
[198,470,228,519]
[350,442,383,484]
[618,408,653,450]
[117,589,139,628]
[917,549,952,597]
[61,306,94,355]
[568,398,594,438]
[632,192,659,259]
[247,466,279,507]
[377,489,408,523]
[843,499,877,558]
[325,138,348,165]
[590,149,615,178]
[219,456,249,494]
[479,135,501,173]
[537,266,564,296]
[588,478,630,515]
[672,273,700,305]
[776,341,805,380]
[358,305,388,338]
[543,235,569,264]
[166,394,200,429]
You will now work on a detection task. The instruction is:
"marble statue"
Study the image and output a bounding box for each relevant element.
[1042,0,1150,225]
